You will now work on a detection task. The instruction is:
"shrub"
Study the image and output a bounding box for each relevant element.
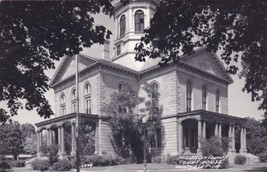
[259,152,267,162]
[201,136,224,156]
[151,156,162,163]
[83,154,118,166]
[51,159,72,171]
[0,161,12,171]
[10,160,25,167]
[31,158,50,171]
[234,155,246,165]
[166,155,179,164]
[39,144,59,165]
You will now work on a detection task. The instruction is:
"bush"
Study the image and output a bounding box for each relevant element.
[166,155,179,164]
[151,156,162,163]
[83,154,118,166]
[10,160,25,167]
[234,155,246,165]
[39,144,59,165]
[51,159,72,171]
[201,136,224,156]
[259,152,267,162]
[31,159,50,171]
[219,158,229,169]
[0,161,12,171]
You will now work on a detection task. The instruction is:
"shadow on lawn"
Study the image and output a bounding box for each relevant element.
[243,167,267,172]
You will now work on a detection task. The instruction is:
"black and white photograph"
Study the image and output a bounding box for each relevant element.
[0,0,267,171]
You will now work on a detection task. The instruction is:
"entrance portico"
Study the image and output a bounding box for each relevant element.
[36,113,102,158]
[176,110,247,155]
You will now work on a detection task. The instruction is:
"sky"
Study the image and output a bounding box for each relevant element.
[1,8,264,125]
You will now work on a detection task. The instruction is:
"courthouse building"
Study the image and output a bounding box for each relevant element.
[35,0,247,158]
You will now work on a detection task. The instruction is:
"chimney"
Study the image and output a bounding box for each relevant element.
[101,40,110,61]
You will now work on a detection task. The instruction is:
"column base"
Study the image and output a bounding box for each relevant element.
[240,149,247,154]
[197,149,202,155]
[59,152,66,159]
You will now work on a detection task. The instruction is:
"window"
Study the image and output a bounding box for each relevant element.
[71,88,76,113]
[60,93,66,115]
[84,82,91,114]
[135,10,144,32]
[120,15,126,37]
[151,82,159,113]
[215,90,220,113]
[156,128,161,148]
[117,44,121,56]
[202,86,207,110]
[186,81,192,112]
[85,83,91,95]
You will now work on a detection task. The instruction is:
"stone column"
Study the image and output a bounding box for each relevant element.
[71,122,76,156]
[197,119,202,154]
[94,122,99,155]
[240,127,244,152]
[58,126,61,154]
[214,122,218,136]
[244,128,247,153]
[232,125,236,152]
[37,130,41,157]
[178,121,183,154]
[218,123,222,138]
[228,125,232,152]
[60,125,65,157]
[202,121,206,140]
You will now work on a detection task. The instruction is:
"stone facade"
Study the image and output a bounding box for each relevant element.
[35,0,247,160]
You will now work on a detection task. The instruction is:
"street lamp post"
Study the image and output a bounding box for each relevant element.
[142,116,148,172]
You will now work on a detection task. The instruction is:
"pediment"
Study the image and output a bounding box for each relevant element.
[50,54,97,87]
[181,49,233,83]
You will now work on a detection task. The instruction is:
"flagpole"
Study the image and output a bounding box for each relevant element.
[75,54,81,172]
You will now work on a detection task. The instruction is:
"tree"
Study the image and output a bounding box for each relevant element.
[0,1,113,122]
[23,135,37,155]
[135,0,267,115]
[245,117,267,155]
[0,122,24,160]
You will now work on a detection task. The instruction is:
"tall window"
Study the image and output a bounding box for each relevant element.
[60,93,66,115]
[215,90,220,113]
[135,10,144,32]
[120,15,126,37]
[186,81,192,112]
[202,86,207,110]
[71,88,76,113]
[117,44,121,56]
[118,82,128,113]
[151,82,159,113]
[84,83,91,114]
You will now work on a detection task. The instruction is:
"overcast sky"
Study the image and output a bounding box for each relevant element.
[3,11,264,125]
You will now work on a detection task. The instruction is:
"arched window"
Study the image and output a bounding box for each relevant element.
[135,10,144,32]
[60,93,66,115]
[120,15,126,37]
[71,88,76,113]
[202,86,207,110]
[85,83,91,95]
[60,93,66,104]
[84,83,91,114]
[186,81,192,112]
[215,90,220,113]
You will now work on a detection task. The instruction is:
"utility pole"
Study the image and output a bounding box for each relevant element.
[75,54,81,172]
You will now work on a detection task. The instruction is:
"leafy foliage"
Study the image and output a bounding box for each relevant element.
[201,136,228,156]
[234,155,246,165]
[259,152,267,162]
[0,161,12,171]
[0,1,113,122]
[0,122,24,160]
[135,0,267,114]
[9,160,26,167]
[31,159,50,171]
[245,118,267,155]
[21,123,37,155]
[51,159,72,171]
[39,144,59,165]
